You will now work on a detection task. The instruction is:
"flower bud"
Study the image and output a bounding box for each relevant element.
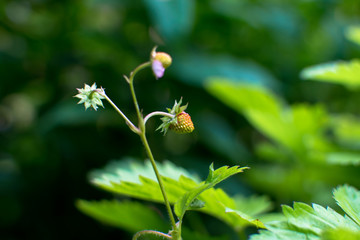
[153,52,172,69]
[150,47,172,80]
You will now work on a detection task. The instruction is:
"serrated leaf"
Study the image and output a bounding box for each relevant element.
[250,186,360,240]
[333,185,360,226]
[76,199,168,233]
[90,158,268,232]
[225,208,266,229]
[300,59,360,90]
[285,203,357,235]
[345,26,360,46]
[90,158,200,203]
[174,165,248,221]
[198,188,273,231]
[233,195,273,216]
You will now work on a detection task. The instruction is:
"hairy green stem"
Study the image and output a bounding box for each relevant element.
[144,111,175,125]
[132,230,172,240]
[127,62,179,238]
[100,92,140,134]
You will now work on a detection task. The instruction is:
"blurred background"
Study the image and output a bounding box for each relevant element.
[1,0,360,239]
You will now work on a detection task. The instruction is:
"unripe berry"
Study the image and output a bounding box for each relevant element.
[169,112,194,134]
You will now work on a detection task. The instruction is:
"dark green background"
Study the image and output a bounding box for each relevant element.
[1,0,359,239]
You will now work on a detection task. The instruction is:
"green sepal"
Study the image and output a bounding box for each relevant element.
[157,98,189,135]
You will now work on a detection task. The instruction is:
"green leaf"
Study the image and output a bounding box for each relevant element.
[76,199,168,233]
[333,185,360,226]
[326,152,360,166]
[300,59,360,90]
[90,158,268,231]
[76,199,228,240]
[345,26,360,46]
[250,185,360,240]
[330,115,360,150]
[198,188,273,231]
[321,228,360,240]
[90,158,200,203]
[134,229,230,240]
[282,202,358,235]
[174,54,278,89]
[205,79,303,152]
[174,164,248,221]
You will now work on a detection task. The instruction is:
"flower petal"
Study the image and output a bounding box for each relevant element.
[152,60,165,79]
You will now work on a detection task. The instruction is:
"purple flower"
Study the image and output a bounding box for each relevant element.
[152,60,165,79]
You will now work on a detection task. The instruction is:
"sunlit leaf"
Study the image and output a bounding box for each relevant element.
[345,26,360,46]
[250,185,360,240]
[198,188,273,231]
[283,202,359,235]
[330,115,360,150]
[205,79,302,152]
[326,152,360,166]
[333,185,360,226]
[321,228,360,240]
[91,158,200,203]
[174,164,248,221]
[301,60,360,90]
[90,158,269,231]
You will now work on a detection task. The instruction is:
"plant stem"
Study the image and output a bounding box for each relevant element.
[132,230,172,240]
[100,92,140,134]
[139,132,177,230]
[144,111,175,125]
[127,62,179,237]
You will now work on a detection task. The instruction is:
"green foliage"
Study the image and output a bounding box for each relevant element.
[205,79,360,203]
[85,158,273,232]
[205,79,331,159]
[90,158,199,203]
[333,185,360,226]
[300,60,360,90]
[345,26,360,46]
[4,0,360,239]
[76,199,169,233]
[174,163,248,221]
[77,200,229,240]
[250,185,360,240]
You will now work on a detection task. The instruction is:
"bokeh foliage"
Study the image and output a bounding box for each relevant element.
[1,0,360,239]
